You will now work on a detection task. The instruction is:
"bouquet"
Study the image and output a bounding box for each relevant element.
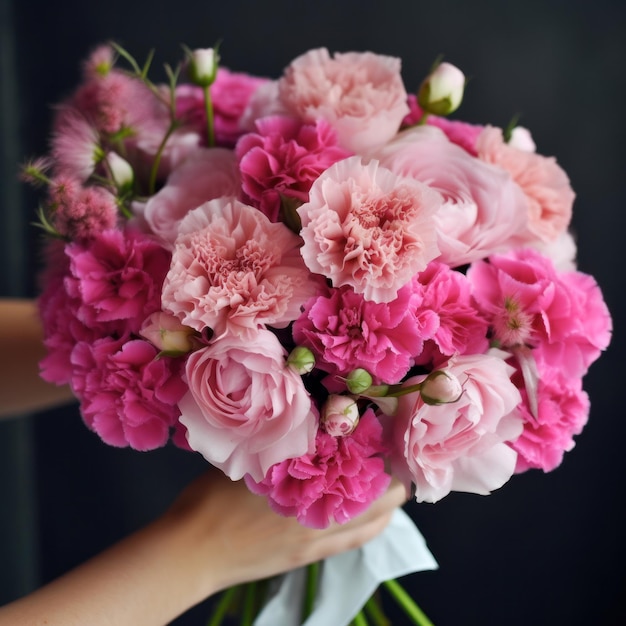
[23,42,612,625]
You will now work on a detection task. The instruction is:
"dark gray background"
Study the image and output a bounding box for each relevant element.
[1,1,624,624]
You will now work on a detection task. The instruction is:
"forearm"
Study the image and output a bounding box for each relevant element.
[0,299,74,418]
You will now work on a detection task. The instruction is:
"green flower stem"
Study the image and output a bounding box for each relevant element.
[148,121,178,195]
[203,84,215,147]
[352,609,370,626]
[206,586,238,626]
[241,582,257,626]
[364,594,391,626]
[383,579,434,626]
[302,561,320,621]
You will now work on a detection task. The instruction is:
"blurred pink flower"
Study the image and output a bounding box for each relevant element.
[246,408,390,528]
[278,48,409,152]
[142,147,241,245]
[71,336,186,450]
[373,125,530,267]
[162,197,322,337]
[390,352,523,503]
[236,115,352,222]
[179,329,317,481]
[477,125,575,244]
[298,156,441,303]
[293,283,438,384]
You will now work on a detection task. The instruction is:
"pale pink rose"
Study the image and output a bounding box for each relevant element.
[372,125,530,267]
[477,125,575,244]
[297,156,441,303]
[278,48,409,152]
[142,148,240,245]
[179,329,317,481]
[390,352,523,503]
[162,197,322,337]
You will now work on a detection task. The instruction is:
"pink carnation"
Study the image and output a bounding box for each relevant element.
[293,283,438,385]
[142,148,241,245]
[467,248,612,378]
[411,262,489,367]
[175,68,269,147]
[65,228,171,334]
[509,363,589,473]
[236,116,352,222]
[162,197,322,337]
[390,352,523,503]
[372,125,530,267]
[278,48,409,153]
[71,336,187,450]
[178,329,317,481]
[477,125,575,244]
[403,94,484,155]
[297,156,441,303]
[246,408,390,528]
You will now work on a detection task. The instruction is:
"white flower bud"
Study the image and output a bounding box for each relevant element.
[508,126,537,152]
[420,369,464,405]
[321,395,360,437]
[140,312,195,355]
[106,151,134,191]
[287,346,315,374]
[187,47,218,87]
[418,61,465,116]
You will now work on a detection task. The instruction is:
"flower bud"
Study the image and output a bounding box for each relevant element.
[186,46,219,87]
[508,126,536,153]
[287,346,315,374]
[346,368,373,394]
[321,394,360,437]
[420,369,463,405]
[106,151,134,191]
[417,61,465,116]
[140,312,195,355]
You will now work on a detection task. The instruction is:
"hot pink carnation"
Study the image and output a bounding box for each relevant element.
[411,262,489,367]
[175,68,269,147]
[179,329,317,481]
[236,115,352,222]
[297,156,441,303]
[293,283,438,385]
[278,48,409,153]
[467,248,612,378]
[476,125,575,244]
[162,197,322,337]
[390,352,523,503]
[509,363,589,473]
[246,408,390,528]
[70,336,187,450]
[142,148,241,245]
[373,126,531,267]
[64,228,171,334]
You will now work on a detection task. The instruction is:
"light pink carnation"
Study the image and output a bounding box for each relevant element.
[509,363,589,473]
[372,125,530,267]
[236,115,352,222]
[411,262,489,367]
[297,156,441,303]
[293,283,438,385]
[64,228,171,334]
[390,352,523,503]
[162,197,322,337]
[467,248,612,378]
[246,408,390,528]
[477,125,575,244]
[179,329,317,481]
[278,48,409,153]
[71,336,187,450]
[142,148,241,245]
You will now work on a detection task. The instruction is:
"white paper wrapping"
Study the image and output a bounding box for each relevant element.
[253,508,437,626]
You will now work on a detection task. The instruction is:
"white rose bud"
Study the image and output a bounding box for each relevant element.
[508,126,537,152]
[418,61,465,116]
[321,395,360,437]
[420,369,464,405]
[106,151,134,191]
[187,46,218,87]
[287,346,315,374]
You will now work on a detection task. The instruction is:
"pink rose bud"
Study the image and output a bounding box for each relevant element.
[508,126,537,152]
[105,151,134,191]
[418,61,465,116]
[420,369,464,405]
[287,346,315,374]
[140,312,195,355]
[321,394,360,437]
[346,368,373,394]
[186,46,219,87]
